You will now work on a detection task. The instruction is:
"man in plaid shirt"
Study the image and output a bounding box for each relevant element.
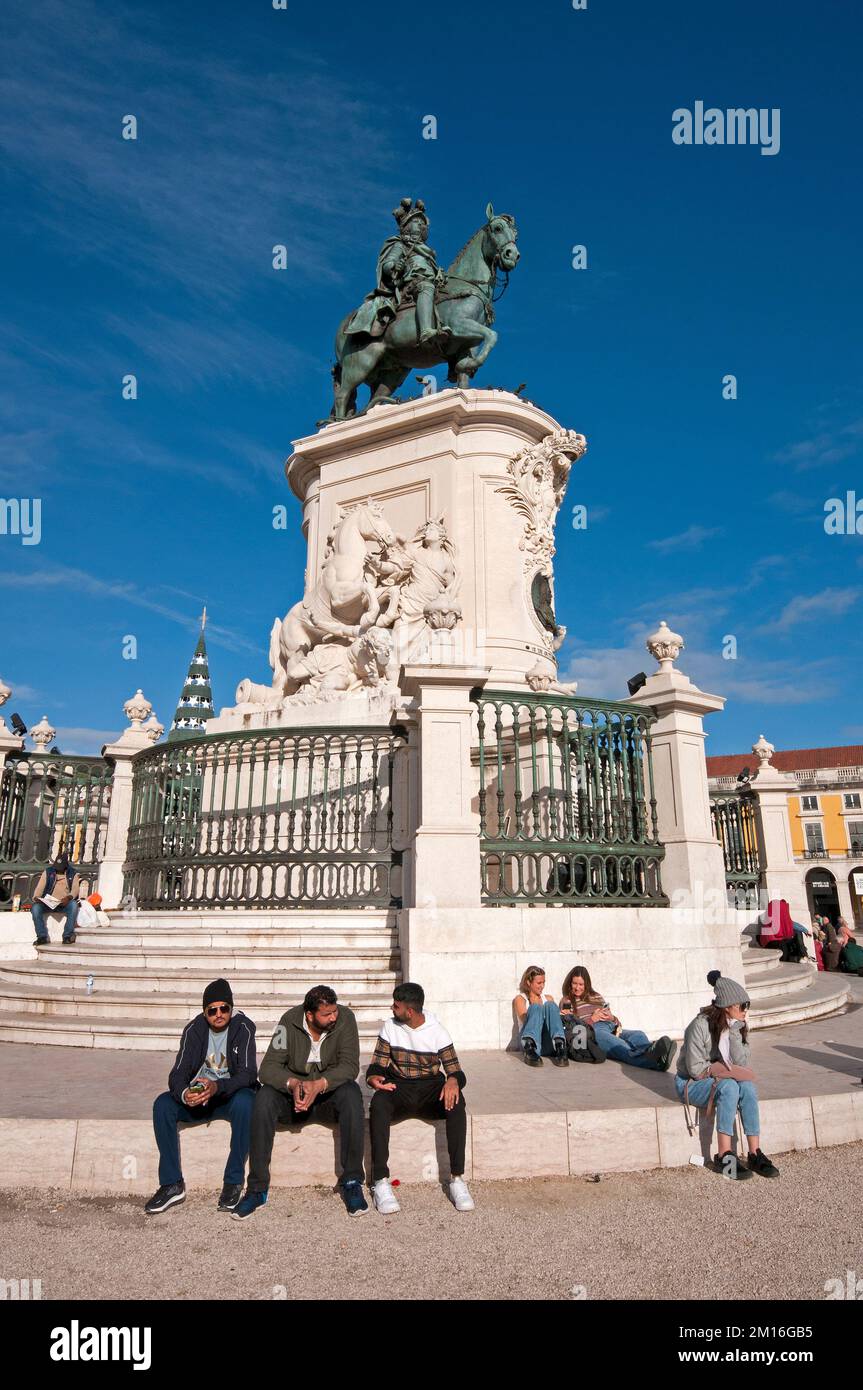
[366,982,474,1214]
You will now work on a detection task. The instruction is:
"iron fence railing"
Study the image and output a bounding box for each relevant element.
[122,725,408,910]
[710,790,762,907]
[472,689,666,905]
[0,751,114,905]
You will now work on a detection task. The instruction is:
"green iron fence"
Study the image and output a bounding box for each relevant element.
[123,725,408,910]
[0,751,114,906]
[473,689,666,905]
[710,790,762,908]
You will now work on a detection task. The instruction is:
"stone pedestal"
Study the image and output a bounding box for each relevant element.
[401,664,489,909]
[285,388,585,692]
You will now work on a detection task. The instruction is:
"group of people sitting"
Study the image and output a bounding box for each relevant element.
[146,963,780,1218]
[513,965,678,1071]
[146,979,473,1221]
[755,897,863,974]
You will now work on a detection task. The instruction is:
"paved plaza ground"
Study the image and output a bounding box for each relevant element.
[3,1143,861,1302]
[3,977,861,1120]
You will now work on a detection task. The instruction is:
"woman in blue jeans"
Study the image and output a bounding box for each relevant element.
[513,966,568,1066]
[675,970,779,1181]
[560,966,676,1071]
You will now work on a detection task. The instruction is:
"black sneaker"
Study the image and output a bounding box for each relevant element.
[747,1148,780,1179]
[710,1152,753,1181]
[62,935,76,944]
[522,1038,543,1067]
[33,938,48,947]
[657,1038,678,1072]
[341,1179,369,1217]
[217,1182,243,1211]
[144,1181,186,1214]
[551,1037,569,1067]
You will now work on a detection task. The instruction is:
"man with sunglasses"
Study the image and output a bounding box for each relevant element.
[145,978,258,1214]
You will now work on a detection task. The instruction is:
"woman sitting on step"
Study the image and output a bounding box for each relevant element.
[560,966,676,1071]
[512,966,568,1067]
[837,919,863,974]
[757,898,807,963]
[675,970,779,1181]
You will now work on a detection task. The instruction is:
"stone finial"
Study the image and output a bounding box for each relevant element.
[752,732,774,767]
[124,689,152,729]
[143,716,164,744]
[646,619,684,673]
[29,715,56,751]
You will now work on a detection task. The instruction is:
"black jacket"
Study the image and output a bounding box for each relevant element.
[167,1011,258,1103]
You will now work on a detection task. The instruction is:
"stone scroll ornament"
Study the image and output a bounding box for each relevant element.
[235,505,462,709]
[496,429,587,694]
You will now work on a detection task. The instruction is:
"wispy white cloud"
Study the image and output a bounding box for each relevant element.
[53,727,123,756]
[0,564,259,654]
[647,524,723,553]
[761,587,860,634]
[773,419,863,472]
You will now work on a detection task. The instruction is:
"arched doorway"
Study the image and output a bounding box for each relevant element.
[806,867,840,925]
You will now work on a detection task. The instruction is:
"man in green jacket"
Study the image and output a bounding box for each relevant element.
[233,985,368,1220]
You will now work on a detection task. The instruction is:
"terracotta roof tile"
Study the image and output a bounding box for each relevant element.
[707,746,863,777]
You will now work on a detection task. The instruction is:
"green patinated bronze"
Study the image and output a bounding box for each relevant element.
[330,199,520,421]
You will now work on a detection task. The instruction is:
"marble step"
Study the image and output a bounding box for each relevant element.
[1,959,400,994]
[0,1010,385,1051]
[747,974,851,1029]
[108,910,397,930]
[0,979,392,1025]
[69,927,400,950]
[744,962,818,1002]
[27,945,400,973]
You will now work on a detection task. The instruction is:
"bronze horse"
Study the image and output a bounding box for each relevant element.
[330,205,519,421]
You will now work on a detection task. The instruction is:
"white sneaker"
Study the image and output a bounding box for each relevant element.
[448,1176,475,1212]
[372,1178,400,1214]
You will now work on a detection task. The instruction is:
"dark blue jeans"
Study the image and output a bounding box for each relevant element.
[153,1087,256,1187]
[32,899,79,942]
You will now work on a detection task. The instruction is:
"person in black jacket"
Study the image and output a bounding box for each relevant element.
[144,978,257,1215]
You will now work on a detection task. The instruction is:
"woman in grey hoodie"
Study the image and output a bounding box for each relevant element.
[676,970,779,1181]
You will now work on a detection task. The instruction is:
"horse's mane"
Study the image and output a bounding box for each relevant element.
[446,226,485,274]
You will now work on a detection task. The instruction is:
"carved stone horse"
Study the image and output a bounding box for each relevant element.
[330,205,520,421]
[272,500,396,687]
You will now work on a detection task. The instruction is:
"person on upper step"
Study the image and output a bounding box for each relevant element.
[675,970,779,1182]
[31,850,80,945]
[145,978,258,1215]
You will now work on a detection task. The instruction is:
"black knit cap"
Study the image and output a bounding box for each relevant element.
[202,978,233,1011]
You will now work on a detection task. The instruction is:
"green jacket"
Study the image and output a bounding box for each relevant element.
[258,1003,360,1093]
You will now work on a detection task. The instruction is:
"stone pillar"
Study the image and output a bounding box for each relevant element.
[747,734,810,925]
[97,691,160,909]
[401,664,490,909]
[627,622,728,904]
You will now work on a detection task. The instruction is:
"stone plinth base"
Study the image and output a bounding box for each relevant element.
[400,905,748,1049]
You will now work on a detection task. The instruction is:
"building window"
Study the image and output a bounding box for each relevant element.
[801,795,819,811]
[843,793,862,810]
[805,823,825,855]
[848,822,863,855]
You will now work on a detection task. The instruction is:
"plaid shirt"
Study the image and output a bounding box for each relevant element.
[366,1012,466,1087]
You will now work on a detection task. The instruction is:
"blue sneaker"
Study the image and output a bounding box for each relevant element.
[231,1190,268,1221]
[342,1180,369,1218]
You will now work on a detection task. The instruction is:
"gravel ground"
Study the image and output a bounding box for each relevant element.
[3,1142,861,1302]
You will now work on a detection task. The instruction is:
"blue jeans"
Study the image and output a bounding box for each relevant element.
[31,899,79,942]
[520,1001,566,1056]
[153,1087,256,1186]
[593,1022,659,1069]
[675,1075,761,1137]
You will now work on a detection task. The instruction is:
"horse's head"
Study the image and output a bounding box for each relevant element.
[483,203,520,272]
[354,498,396,548]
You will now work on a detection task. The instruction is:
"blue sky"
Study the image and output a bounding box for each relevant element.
[1,0,861,755]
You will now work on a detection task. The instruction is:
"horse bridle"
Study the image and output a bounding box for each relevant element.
[442,220,516,305]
